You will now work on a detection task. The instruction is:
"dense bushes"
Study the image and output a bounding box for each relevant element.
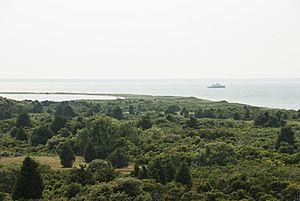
[0,96,299,200]
[197,142,236,166]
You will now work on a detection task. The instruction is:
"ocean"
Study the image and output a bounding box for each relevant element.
[0,79,299,110]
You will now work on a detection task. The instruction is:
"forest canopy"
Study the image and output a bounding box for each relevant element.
[0,95,299,201]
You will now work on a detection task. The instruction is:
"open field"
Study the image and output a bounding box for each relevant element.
[0,156,134,174]
[0,156,85,170]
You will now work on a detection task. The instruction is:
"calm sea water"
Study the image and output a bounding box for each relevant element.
[0,79,299,110]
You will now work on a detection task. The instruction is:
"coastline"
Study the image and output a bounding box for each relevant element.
[0,92,297,111]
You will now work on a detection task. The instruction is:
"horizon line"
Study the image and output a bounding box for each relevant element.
[0,77,300,81]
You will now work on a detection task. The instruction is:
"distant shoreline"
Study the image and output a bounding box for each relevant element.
[0,92,118,96]
[0,92,126,102]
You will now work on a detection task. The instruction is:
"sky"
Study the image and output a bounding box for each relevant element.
[0,0,299,79]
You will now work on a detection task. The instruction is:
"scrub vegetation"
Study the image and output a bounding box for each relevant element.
[0,95,300,200]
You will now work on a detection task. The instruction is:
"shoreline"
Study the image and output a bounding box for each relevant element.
[0,92,298,111]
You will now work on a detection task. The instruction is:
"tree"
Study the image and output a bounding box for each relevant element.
[254,111,286,127]
[282,183,300,201]
[12,157,44,200]
[165,160,177,182]
[131,164,141,178]
[59,142,75,168]
[65,183,82,200]
[69,165,93,185]
[15,128,28,142]
[9,127,19,138]
[31,126,53,146]
[138,115,152,130]
[31,101,43,113]
[175,161,192,186]
[276,126,295,148]
[242,107,251,120]
[108,148,129,168]
[165,105,180,115]
[149,159,166,184]
[198,142,236,166]
[78,116,120,159]
[87,159,116,182]
[51,115,67,134]
[233,112,240,120]
[112,106,123,120]
[84,141,97,163]
[55,102,76,118]
[186,117,198,128]
[16,113,31,128]
[180,107,189,118]
[129,105,135,115]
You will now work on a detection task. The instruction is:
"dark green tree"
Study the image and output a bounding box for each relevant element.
[131,164,140,178]
[276,126,295,148]
[87,159,116,182]
[129,105,135,115]
[282,183,300,201]
[186,117,198,128]
[165,105,180,115]
[242,107,251,120]
[59,142,75,168]
[12,157,44,200]
[254,111,285,127]
[16,113,31,128]
[112,106,123,120]
[9,127,19,138]
[55,102,76,118]
[165,160,177,182]
[84,141,97,163]
[15,128,28,142]
[175,161,192,186]
[31,126,53,146]
[138,115,152,130]
[65,183,82,200]
[140,165,148,179]
[149,159,166,184]
[180,107,189,118]
[31,101,43,113]
[51,115,67,134]
[233,112,240,120]
[108,148,129,168]
[69,165,93,185]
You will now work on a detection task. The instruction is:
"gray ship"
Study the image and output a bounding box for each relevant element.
[207,83,225,88]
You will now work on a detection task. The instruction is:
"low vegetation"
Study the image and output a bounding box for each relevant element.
[0,95,300,200]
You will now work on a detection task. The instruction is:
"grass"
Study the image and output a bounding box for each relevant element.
[0,156,134,173]
[0,156,85,170]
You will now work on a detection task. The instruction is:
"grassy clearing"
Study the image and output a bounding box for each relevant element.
[0,156,134,174]
[0,156,85,170]
[116,165,134,175]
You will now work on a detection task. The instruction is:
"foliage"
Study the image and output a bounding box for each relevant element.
[197,142,236,166]
[175,161,192,186]
[12,157,44,200]
[31,126,53,146]
[108,148,129,168]
[55,102,76,118]
[0,95,299,200]
[254,111,286,127]
[83,141,97,163]
[59,142,75,168]
[51,115,67,134]
[87,159,116,182]
[16,113,31,128]
[138,115,152,130]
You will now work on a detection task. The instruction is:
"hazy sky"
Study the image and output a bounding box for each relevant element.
[0,0,299,79]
